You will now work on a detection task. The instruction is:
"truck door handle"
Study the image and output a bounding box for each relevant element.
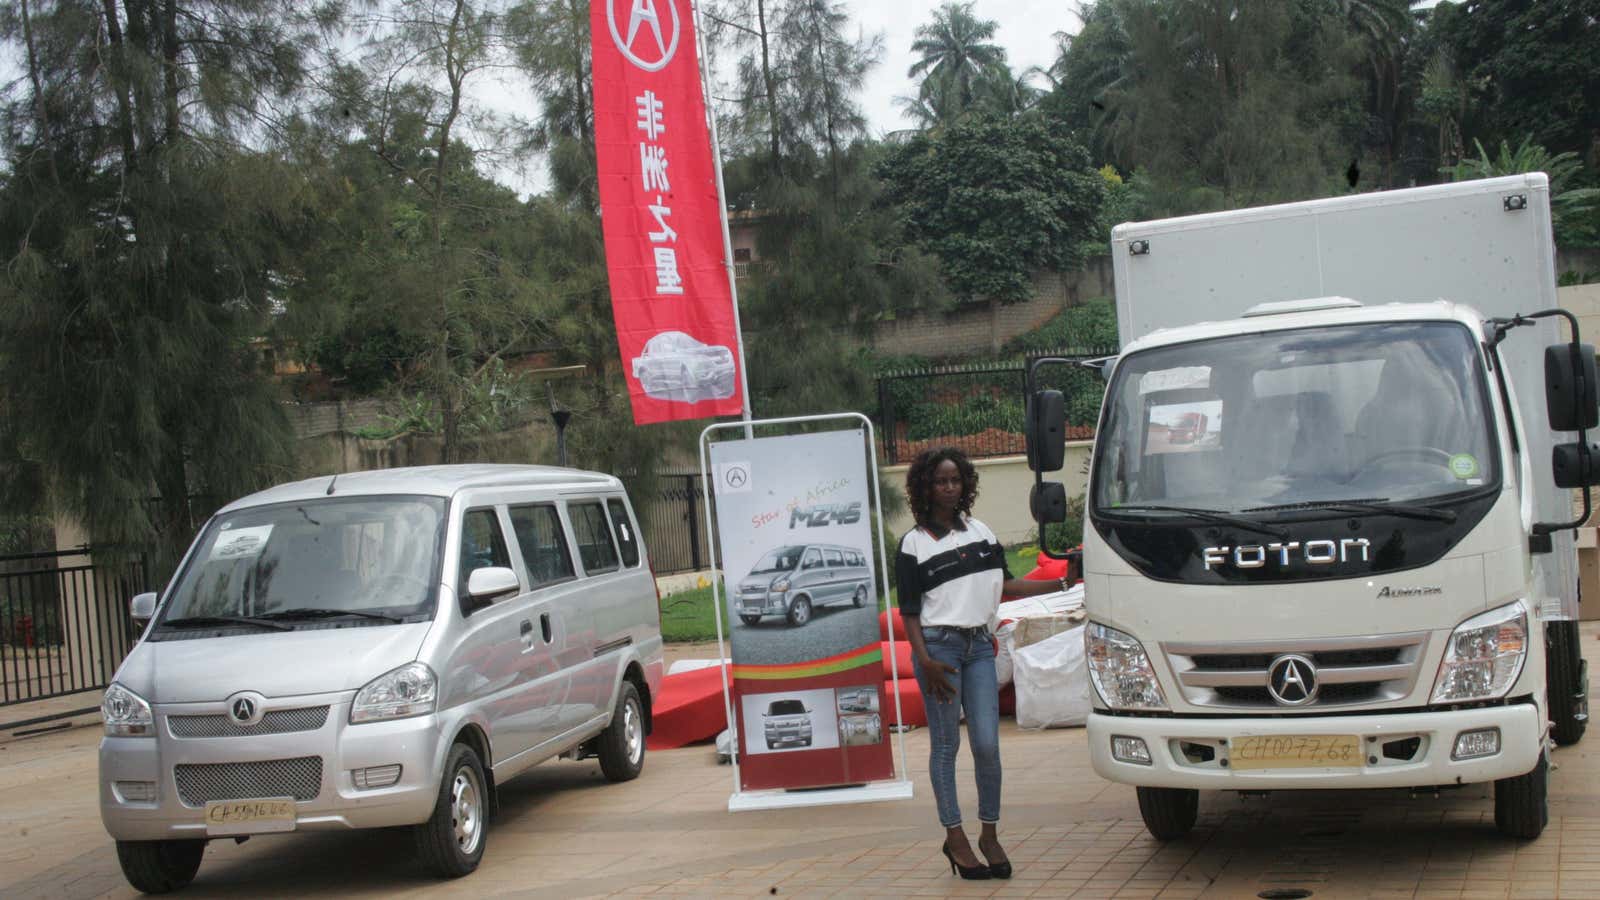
[540,613,552,643]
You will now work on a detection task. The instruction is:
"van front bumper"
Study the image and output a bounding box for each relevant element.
[100,694,447,841]
[1088,702,1543,790]
[736,592,789,615]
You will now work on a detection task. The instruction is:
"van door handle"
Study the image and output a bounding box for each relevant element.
[540,613,552,643]
[520,620,533,637]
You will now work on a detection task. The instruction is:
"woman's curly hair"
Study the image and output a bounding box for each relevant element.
[906,447,979,529]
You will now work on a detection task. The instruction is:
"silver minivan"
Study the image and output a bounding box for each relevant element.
[98,465,664,892]
[734,543,872,626]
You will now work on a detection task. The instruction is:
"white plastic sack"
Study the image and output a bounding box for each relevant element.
[1012,624,1090,730]
[994,620,1018,687]
[995,582,1085,687]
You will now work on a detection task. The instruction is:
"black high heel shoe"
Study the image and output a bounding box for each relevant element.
[980,841,1012,878]
[941,842,992,880]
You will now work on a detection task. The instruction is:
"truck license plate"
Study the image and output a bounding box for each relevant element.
[1230,734,1362,770]
[203,798,297,834]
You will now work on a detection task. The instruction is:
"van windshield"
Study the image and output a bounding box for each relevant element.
[750,546,805,574]
[159,496,447,626]
[768,700,806,715]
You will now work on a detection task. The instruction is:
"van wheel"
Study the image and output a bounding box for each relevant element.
[415,742,488,878]
[1136,787,1198,840]
[598,681,647,782]
[116,839,205,894]
[739,613,762,626]
[787,596,812,626]
[852,585,866,608]
[1547,619,1588,746]
[1494,750,1549,839]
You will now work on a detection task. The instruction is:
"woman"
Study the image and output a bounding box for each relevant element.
[896,447,1068,880]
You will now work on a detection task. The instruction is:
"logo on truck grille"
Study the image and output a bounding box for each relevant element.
[1267,655,1319,706]
[1202,538,1370,571]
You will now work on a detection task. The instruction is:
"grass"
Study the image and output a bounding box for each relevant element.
[657,543,1049,643]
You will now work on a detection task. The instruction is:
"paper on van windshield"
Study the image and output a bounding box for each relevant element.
[210,525,274,562]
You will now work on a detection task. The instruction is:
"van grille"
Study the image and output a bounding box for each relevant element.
[1163,632,1428,710]
[167,706,329,739]
[174,757,323,807]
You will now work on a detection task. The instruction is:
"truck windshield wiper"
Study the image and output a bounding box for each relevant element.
[160,615,295,632]
[1102,504,1289,540]
[257,607,404,624]
[1243,499,1457,523]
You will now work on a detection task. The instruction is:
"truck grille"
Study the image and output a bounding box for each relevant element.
[174,757,323,807]
[167,706,329,739]
[1163,632,1429,710]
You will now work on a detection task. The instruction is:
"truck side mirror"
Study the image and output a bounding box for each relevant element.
[1031,482,1067,524]
[1544,343,1599,431]
[130,592,157,632]
[1026,390,1066,472]
[1553,442,1600,489]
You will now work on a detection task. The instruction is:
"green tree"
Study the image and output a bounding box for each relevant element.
[878,113,1105,304]
[1443,137,1600,248]
[901,2,1014,129]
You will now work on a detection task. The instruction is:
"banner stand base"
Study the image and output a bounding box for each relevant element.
[728,779,914,813]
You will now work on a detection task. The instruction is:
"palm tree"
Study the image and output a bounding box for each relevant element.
[906,2,1011,127]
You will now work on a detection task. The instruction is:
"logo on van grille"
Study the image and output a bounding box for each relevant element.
[226,692,266,726]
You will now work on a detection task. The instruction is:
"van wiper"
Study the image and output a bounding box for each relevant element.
[160,615,295,632]
[1243,499,1457,523]
[258,607,404,624]
[1102,504,1289,540]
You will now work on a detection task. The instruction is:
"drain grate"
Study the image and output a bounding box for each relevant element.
[1258,890,1314,900]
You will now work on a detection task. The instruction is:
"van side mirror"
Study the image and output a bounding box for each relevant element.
[130,592,157,632]
[465,566,520,610]
[1031,482,1067,524]
[1026,390,1066,473]
[1545,343,1599,431]
[1553,442,1600,489]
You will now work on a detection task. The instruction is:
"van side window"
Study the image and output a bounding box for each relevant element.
[570,502,620,574]
[802,548,823,570]
[605,498,641,568]
[824,548,844,566]
[459,509,511,588]
[508,505,575,587]
[847,551,864,566]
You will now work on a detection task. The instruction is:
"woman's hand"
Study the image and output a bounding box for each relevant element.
[917,654,959,703]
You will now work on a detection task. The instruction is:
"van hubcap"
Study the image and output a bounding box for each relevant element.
[793,600,810,624]
[451,766,483,855]
[625,698,643,764]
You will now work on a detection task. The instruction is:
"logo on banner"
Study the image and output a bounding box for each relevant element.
[608,0,680,71]
[716,461,752,494]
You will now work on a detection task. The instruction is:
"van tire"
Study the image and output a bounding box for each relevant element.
[116,839,205,894]
[787,596,812,626]
[852,585,866,607]
[739,613,762,626]
[1136,787,1198,840]
[1494,749,1548,839]
[598,681,647,782]
[415,743,488,878]
[1547,619,1588,746]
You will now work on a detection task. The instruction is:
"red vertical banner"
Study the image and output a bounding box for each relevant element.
[590,0,744,425]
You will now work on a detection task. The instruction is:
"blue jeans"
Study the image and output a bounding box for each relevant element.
[913,625,1001,829]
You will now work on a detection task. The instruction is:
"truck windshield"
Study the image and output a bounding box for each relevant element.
[1093,321,1498,514]
[159,496,447,626]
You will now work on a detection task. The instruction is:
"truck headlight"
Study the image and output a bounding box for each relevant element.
[351,662,437,724]
[102,683,155,737]
[1430,602,1527,704]
[1086,622,1168,710]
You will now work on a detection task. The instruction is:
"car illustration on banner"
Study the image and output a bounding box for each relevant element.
[763,698,813,749]
[631,330,736,402]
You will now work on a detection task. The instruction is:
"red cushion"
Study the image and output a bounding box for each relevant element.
[881,639,915,682]
[885,676,927,727]
[999,682,1016,717]
[1028,554,1071,580]
[646,665,730,750]
[878,607,904,642]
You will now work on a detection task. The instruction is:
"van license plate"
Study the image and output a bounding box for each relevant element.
[1229,734,1362,770]
[203,798,297,834]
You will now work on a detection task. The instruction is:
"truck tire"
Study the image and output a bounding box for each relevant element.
[116,839,206,894]
[1547,619,1588,746]
[1494,750,1548,840]
[414,742,488,878]
[739,613,762,626]
[1135,787,1198,840]
[787,595,812,626]
[598,680,646,782]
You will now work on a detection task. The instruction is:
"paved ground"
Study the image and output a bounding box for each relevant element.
[3,628,1600,899]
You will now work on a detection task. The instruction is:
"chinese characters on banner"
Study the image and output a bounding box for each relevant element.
[590,0,745,424]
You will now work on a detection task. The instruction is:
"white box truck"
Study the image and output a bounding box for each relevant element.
[1025,174,1593,840]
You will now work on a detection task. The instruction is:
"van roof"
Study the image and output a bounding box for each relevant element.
[217,464,622,514]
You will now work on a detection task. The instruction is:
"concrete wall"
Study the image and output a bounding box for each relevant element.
[1561,282,1600,344]
[881,441,1093,547]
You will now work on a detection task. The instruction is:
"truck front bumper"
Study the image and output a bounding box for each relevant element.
[1088,701,1543,790]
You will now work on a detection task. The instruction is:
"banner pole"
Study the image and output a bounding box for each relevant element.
[690,0,754,437]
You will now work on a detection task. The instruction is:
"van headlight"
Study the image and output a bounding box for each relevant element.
[771,579,790,593]
[351,662,437,724]
[1431,601,1528,703]
[1086,622,1168,710]
[102,683,155,737]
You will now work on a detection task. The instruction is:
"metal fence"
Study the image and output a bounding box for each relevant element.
[876,348,1115,464]
[1,548,147,714]
[639,474,713,575]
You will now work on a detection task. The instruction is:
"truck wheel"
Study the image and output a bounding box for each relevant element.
[598,680,646,782]
[116,839,206,894]
[852,585,866,608]
[1547,619,1588,746]
[1136,786,1198,840]
[414,742,488,878]
[1494,750,1548,840]
[787,596,812,626]
[739,613,762,626]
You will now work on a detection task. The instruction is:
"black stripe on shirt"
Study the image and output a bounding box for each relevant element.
[896,538,1010,618]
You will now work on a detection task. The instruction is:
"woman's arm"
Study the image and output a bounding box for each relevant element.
[1001,575,1070,597]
